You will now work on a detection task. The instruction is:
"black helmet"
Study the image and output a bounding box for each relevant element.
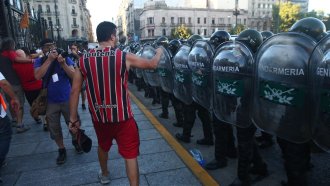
[187,34,203,46]
[289,17,327,42]
[260,31,274,41]
[168,39,182,54]
[236,29,263,53]
[210,30,230,48]
[155,36,169,47]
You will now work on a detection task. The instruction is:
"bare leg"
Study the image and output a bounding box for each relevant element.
[125,158,139,186]
[55,137,65,149]
[98,147,109,176]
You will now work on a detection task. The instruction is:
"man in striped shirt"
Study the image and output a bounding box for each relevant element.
[69,21,162,185]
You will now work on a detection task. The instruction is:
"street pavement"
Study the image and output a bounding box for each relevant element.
[1,82,330,186]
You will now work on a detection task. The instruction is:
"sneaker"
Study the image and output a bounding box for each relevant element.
[56,148,67,165]
[72,140,83,154]
[98,170,110,184]
[82,104,86,110]
[16,125,30,133]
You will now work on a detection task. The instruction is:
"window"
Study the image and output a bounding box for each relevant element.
[258,3,260,8]
[38,4,42,12]
[197,29,201,35]
[252,11,255,16]
[238,19,241,24]
[212,18,215,24]
[227,17,231,24]
[148,29,154,37]
[48,17,52,26]
[56,18,60,26]
[171,17,174,24]
[188,17,191,24]
[147,17,154,25]
[178,17,185,24]
[197,17,200,24]
[204,29,207,36]
[162,17,165,23]
[219,18,224,24]
[204,17,207,24]
[46,5,50,13]
[162,29,166,36]
[73,18,77,25]
[72,6,76,14]
[244,19,246,25]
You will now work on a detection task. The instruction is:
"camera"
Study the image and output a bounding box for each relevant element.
[56,48,69,58]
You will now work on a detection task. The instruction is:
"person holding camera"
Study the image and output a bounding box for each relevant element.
[34,39,80,165]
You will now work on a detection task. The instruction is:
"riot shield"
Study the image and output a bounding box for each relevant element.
[157,46,174,93]
[252,32,316,143]
[188,40,214,110]
[212,41,254,128]
[134,48,143,78]
[310,34,330,152]
[173,45,193,105]
[141,45,160,86]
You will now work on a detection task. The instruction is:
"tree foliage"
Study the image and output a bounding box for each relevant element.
[171,24,192,39]
[230,24,245,35]
[279,2,301,32]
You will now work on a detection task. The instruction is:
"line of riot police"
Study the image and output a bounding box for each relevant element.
[125,17,330,186]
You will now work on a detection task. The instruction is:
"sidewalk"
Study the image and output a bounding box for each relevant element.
[0,92,213,185]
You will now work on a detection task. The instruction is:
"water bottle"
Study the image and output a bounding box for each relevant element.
[189,149,205,167]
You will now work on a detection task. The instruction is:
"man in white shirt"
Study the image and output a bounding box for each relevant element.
[0,72,20,183]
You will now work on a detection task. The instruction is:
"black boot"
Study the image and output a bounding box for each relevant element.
[229,177,251,186]
[205,159,227,170]
[175,133,190,143]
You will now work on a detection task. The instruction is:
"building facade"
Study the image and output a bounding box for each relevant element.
[30,0,93,42]
[247,0,275,31]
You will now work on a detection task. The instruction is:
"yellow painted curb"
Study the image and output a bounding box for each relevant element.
[129,91,219,186]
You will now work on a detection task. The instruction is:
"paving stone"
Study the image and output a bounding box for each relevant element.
[145,168,202,186]
[140,138,172,155]
[138,151,186,174]
[139,128,162,141]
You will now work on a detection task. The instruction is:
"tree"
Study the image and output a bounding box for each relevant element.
[279,2,301,32]
[230,24,245,35]
[171,24,192,39]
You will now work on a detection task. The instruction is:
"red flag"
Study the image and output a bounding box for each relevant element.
[20,9,29,29]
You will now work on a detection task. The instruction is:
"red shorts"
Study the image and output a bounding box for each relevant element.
[93,117,140,159]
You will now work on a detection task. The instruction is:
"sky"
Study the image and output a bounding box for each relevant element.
[86,0,329,39]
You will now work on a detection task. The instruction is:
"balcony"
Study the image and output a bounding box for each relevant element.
[146,23,155,28]
[71,11,77,16]
[160,23,166,27]
[40,11,60,16]
[71,24,79,28]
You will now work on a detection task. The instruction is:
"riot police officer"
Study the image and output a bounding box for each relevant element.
[205,30,238,170]
[223,29,268,186]
[277,17,326,186]
[175,34,214,145]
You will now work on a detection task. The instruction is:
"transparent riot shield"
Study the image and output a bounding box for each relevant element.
[188,40,214,110]
[213,41,254,128]
[173,45,193,105]
[157,46,174,93]
[141,45,159,87]
[310,34,330,152]
[135,48,143,78]
[253,32,317,143]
